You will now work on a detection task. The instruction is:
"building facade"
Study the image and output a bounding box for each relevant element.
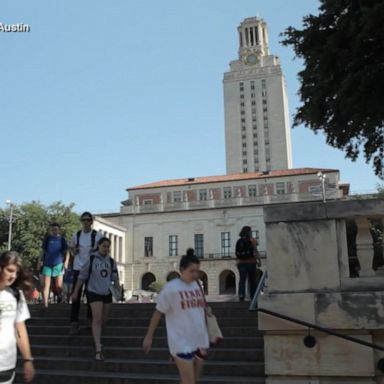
[98,168,343,296]
[224,17,293,174]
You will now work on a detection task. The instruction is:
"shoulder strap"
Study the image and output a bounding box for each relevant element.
[196,280,207,307]
[61,236,67,250]
[91,230,97,248]
[76,230,82,247]
[86,254,96,288]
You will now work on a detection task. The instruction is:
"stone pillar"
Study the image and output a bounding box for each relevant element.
[356,217,375,277]
[115,235,120,262]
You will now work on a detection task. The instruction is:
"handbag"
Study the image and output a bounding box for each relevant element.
[197,280,223,345]
[109,284,122,302]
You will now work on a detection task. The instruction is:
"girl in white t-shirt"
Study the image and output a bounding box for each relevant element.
[0,251,35,384]
[143,249,209,384]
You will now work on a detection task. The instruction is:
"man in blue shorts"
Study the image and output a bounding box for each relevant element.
[39,223,69,308]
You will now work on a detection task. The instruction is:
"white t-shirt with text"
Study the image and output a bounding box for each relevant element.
[71,230,103,271]
[0,288,30,371]
[156,278,209,356]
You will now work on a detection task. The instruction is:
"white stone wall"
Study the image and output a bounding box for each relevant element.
[101,204,266,295]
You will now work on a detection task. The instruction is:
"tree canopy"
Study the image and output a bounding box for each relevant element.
[0,201,79,269]
[281,0,384,178]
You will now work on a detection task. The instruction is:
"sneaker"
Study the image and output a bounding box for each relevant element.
[69,322,79,336]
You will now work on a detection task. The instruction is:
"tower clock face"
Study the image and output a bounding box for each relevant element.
[245,54,258,65]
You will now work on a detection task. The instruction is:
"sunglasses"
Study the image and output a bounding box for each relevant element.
[81,218,92,222]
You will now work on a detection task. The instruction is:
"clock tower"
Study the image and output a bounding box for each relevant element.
[223,17,293,174]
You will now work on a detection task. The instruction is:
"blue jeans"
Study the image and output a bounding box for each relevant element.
[237,263,258,301]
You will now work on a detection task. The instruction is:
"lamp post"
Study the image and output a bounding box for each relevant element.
[317,172,326,203]
[5,199,14,251]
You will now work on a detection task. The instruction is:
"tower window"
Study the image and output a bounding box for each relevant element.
[252,101,256,106]
[223,187,232,199]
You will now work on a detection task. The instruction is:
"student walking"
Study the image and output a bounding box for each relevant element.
[235,226,262,302]
[0,251,35,384]
[39,222,69,308]
[69,211,102,335]
[71,237,119,361]
[143,249,209,384]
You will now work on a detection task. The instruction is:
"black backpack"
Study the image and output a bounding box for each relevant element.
[235,237,254,260]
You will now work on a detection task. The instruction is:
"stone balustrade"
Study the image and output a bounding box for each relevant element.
[258,198,384,384]
[121,190,342,214]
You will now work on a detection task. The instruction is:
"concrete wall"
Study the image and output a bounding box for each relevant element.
[259,199,384,383]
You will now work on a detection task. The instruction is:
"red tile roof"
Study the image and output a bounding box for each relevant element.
[127,168,339,191]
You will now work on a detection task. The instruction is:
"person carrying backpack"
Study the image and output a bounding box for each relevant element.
[39,223,69,308]
[235,226,261,302]
[71,237,120,361]
[69,211,102,335]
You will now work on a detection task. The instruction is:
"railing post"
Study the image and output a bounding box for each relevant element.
[355,217,375,277]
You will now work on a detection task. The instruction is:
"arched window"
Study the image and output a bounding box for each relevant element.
[219,270,236,294]
[141,272,156,290]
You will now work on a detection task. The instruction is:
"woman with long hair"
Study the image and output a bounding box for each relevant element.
[143,249,209,384]
[0,251,35,384]
[71,237,119,361]
[235,226,261,302]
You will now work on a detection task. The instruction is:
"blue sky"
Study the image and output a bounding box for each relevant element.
[1,0,381,213]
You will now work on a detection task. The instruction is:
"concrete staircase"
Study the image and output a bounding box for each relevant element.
[17,302,265,383]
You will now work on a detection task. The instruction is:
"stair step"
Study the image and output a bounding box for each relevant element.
[23,302,265,383]
[29,334,263,348]
[15,368,265,383]
[27,316,257,326]
[29,344,264,361]
[19,356,264,376]
[27,325,261,337]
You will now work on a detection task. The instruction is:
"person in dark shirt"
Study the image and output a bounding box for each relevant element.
[39,223,69,308]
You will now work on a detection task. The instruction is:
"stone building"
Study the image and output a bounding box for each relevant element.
[94,16,347,296]
[97,168,344,295]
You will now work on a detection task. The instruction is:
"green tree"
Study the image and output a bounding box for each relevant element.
[0,201,79,269]
[281,0,384,178]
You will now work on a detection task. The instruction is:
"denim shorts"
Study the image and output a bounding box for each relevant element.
[41,263,64,277]
[175,349,206,361]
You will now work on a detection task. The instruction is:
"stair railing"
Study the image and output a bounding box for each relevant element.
[249,269,268,311]
[249,305,384,372]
